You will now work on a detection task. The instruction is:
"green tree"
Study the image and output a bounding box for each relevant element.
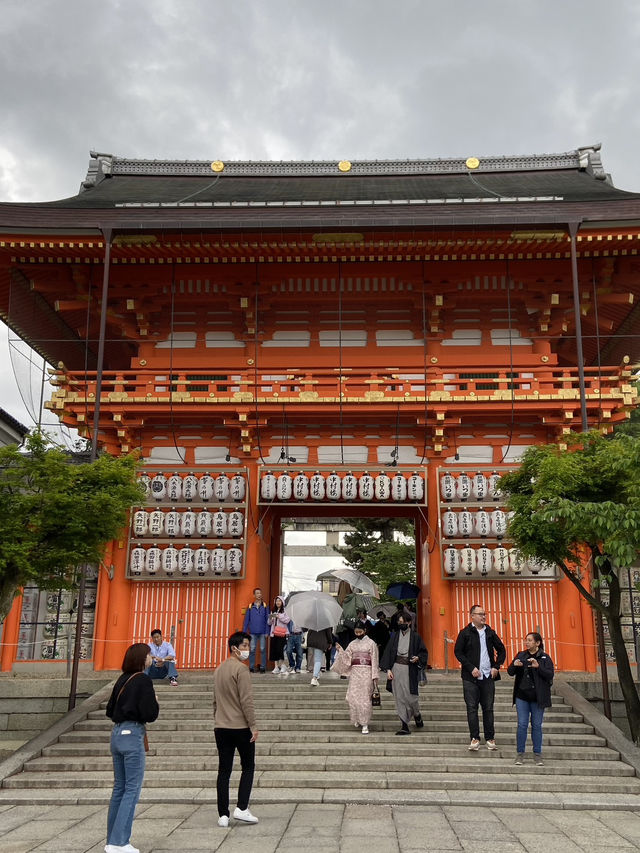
[499,432,640,743]
[613,380,640,437]
[336,518,416,598]
[0,431,144,622]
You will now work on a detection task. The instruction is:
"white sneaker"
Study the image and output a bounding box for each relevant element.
[272,666,280,674]
[105,845,140,853]
[281,668,289,676]
[468,738,480,751]
[361,725,369,735]
[310,676,319,686]
[218,815,229,827]
[233,806,259,823]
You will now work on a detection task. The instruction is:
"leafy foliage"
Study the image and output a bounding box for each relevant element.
[0,431,144,621]
[336,517,416,598]
[499,431,640,742]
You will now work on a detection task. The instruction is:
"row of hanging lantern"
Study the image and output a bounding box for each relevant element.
[129,543,243,576]
[260,470,425,502]
[444,545,547,576]
[132,508,244,539]
[442,509,510,539]
[139,472,246,503]
[440,471,503,502]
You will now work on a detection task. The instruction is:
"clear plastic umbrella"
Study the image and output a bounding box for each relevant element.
[286,590,344,631]
[328,567,380,598]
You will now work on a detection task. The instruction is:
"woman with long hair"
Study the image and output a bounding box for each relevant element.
[507,631,554,766]
[268,594,290,674]
[105,642,159,853]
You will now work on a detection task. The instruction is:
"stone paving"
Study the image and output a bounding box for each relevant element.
[2,801,640,853]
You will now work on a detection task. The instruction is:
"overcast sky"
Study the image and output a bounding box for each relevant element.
[2,0,640,436]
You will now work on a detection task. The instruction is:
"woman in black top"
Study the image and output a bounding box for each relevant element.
[105,642,159,853]
[507,632,554,767]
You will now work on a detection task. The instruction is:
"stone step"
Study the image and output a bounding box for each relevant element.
[4,768,639,794]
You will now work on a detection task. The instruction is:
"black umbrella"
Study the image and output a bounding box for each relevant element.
[386,581,420,600]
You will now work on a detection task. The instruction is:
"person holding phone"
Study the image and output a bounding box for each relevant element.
[507,632,554,766]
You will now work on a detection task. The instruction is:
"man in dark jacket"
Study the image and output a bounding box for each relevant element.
[454,604,506,751]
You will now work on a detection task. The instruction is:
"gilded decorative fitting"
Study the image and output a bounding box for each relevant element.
[465,157,480,170]
[541,355,549,363]
[211,161,225,172]
[338,160,352,172]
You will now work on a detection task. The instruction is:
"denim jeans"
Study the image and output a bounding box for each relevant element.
[312,647,324,678]
[214,727,255,817]
[145,661,178,680]
[516,697,545,754]
[462,677,496,741]
[249,634,266,671]
[286,634,303,671]
[107,721,146,847]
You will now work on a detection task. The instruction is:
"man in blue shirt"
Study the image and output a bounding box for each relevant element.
[146,628,179,686]
[242,588,270,673]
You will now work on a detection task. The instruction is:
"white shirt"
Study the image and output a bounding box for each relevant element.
[477,626,491,679]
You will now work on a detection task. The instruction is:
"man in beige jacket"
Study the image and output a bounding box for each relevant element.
[213,631,259,827]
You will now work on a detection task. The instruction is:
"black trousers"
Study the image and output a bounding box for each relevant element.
[462,677,496,741]
[214,727,255,817]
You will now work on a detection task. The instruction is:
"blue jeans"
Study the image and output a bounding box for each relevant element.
[249,634,267,671]
[145,661,178,680]
[312,647,324,678]
[286,634,303,671]
[107,721,146,847]
[516,697,545,754]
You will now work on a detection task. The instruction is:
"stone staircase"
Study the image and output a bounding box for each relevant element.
[2,672,640,808]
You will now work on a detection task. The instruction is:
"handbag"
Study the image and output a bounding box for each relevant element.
[273,624,288,637]
[116,673,150,752]
[371,690,381,707]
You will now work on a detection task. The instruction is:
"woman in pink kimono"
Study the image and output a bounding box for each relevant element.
[332,621,379,734]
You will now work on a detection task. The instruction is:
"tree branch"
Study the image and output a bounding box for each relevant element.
[557,559,605,613]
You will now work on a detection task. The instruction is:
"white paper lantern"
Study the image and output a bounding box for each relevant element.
[477,546,492,576]
[374,472,391,501]
[475,509,491,538]
[493,546,510,574]
[342,472,358,501]
[488,471,502,501]
[151,473,167,501]
[133,510,148,538]
[146,546,161,574]
[180,511,197,538]
[442,510,459,538]
[310,472,326,500]
[276,472,293,500]
[444,545,460,575]
[198,473,214,501]
[458,510,474,538]
[326,472,342,501]
[261,472,277,500]
[471,472,487,501]
[130,545,146,576]
[230,473,246,501]
[148,510,165,537]
[293,472,310,500]
[214,474,230,501]
[212,510,227,538]
[182,474,199,502]
[167,473,183,502]
[211,546,226,574]
[490,510,507,539]
[440,472,456,502]
[162,546,179,575]
[456,472,472,501]
[358,472,374,501]
[509,548,525,575]
[139,473,152,499]
[227,547,243,574]
[196,510,212,538]
[407,473,424,501]
[178,546,194,575]
[460,545,476,575]
[228,511,244,538]
[391,473,408,501]
[195,545,210,575]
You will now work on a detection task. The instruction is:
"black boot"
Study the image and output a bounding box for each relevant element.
[414,714,424,728]
[395,720,411,736]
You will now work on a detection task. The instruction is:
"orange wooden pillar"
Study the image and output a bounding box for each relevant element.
[555,572,592,671]
[0,594,22,671]
[235,461,272,631]
[92,541,114,670]
[425,469,453,669]
[101,540,132,670]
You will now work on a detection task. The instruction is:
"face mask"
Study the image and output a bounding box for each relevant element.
[400,625,410,632]
[237,649,250,660]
